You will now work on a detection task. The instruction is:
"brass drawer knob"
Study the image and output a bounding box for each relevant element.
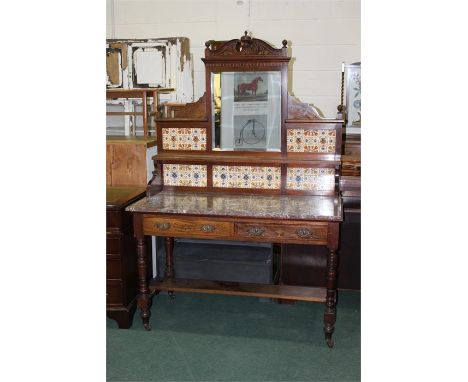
[200,224,215,233]
[247,226,265,236]
[296,228,312,238]
[156,222,171,230]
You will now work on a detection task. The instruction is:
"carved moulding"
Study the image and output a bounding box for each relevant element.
[163,93,206,120]
[287,95,324,120]
[206,62,285,70]
[147,162,163,197]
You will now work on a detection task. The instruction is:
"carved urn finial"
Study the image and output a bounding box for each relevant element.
[205,39,215,50]
[240,31,252,43]
[236,31,253,52]
[282,39,288,48]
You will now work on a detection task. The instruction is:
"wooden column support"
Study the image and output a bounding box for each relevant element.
[134,213,152,331]
[324,222,340,348]
[164,237,175,278]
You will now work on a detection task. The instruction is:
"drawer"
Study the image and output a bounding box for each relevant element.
[106,281,123,305]
[143,216,233,238]
[235,222,328,243]
[107,210,133,231]
[106,210,122,230]
[106,236,121,255]
[106,256,122,279]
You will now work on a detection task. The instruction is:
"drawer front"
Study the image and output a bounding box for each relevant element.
[106,236,121,255]
[235,223,328,243]
[106,210,122,230]
[106,281,123,305]
[143,217,233,238]
[106,256,122,280]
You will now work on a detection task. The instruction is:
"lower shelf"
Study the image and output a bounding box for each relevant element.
[150,278,326,302]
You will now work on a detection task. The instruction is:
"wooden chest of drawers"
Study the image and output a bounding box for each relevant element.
[106,186,147,328]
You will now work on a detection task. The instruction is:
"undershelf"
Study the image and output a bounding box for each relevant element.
[150,278,326,302]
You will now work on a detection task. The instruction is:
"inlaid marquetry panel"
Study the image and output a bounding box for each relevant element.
[287,129,336,153]
[213,166,281,189]
[162,128,207,150]
[286,168,335,191]
[163,164,207,187]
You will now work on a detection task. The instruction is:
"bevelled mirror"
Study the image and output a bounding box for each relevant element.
[212,71,281,151]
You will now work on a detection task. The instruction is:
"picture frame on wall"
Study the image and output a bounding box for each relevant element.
[345,62,361,133]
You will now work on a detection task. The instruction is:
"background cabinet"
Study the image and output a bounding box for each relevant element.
[106,186,149,328]
[106,136,157,187]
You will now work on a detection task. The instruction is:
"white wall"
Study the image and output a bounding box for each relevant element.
[107,0,360,117]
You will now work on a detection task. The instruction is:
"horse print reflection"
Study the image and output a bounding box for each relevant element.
[234,73,268,102]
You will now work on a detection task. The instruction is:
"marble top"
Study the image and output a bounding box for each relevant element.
[126,191,342,221]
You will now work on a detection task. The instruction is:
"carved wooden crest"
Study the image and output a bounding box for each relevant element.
[205,31,287,58]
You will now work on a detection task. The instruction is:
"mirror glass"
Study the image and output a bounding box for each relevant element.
[212,71,281,151]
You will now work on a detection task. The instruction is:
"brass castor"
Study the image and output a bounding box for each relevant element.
[325,333,334,348]
[143,322,152,331]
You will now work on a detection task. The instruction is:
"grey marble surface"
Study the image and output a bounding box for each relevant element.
[126,191,342,221]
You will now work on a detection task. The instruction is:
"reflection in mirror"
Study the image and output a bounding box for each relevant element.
[212,73,221,148]
[212,71,281,152]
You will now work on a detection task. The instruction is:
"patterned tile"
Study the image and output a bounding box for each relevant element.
[286,167,335,191]
[287,129,336,153]
[162,128,207,150]
[163,164,207,187]
[213,166,281,189]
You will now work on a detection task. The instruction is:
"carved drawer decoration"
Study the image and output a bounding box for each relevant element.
[213,166,281,189]
[286,168,335,191]
[287,129,336,153]
[162,128,207,150]
[163,164,207,187]
[235,222,328,244]
[143,216,233,237]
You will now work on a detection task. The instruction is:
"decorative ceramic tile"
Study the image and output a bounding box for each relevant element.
[213,166,281,189]
[162,128,207,150]
[287,129,336,153]
[286,167,335,191]
[163,164,207,187]
[126,191,342,221]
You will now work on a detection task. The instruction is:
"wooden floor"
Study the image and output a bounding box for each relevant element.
[150,278,327,302]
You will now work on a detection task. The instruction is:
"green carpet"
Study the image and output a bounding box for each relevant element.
[107,291,360,381]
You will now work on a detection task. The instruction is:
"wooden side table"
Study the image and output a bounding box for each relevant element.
[106,186,147,328]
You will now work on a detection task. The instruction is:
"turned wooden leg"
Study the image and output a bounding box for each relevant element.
[324,249,338,348]
[164,237,175,278]
[324,222,339,348]
[135,214,152,331]
[164,237,176,300]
